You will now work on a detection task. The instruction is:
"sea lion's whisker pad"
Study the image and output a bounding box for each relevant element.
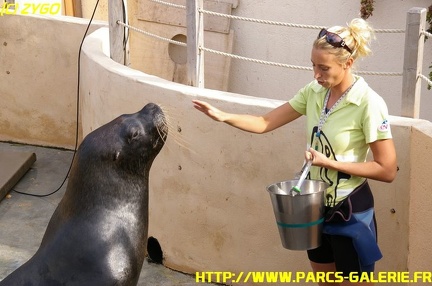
[0,103,167,286]
[155,113,168,144]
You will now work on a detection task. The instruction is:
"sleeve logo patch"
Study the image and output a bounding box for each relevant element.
[378,119,390,132]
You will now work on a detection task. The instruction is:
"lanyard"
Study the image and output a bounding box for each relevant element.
[313,81,356,150]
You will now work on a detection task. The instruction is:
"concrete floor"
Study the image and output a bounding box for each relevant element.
[0,142,215,285]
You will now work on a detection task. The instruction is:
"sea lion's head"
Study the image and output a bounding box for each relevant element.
[77,103,168,177]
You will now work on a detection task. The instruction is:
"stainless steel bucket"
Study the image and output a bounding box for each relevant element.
[267,180,328,250]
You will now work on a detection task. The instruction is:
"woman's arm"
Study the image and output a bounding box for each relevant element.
[307,139,397,183]
[192,100,302,134]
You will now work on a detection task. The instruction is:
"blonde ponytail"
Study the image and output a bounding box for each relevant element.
[347,18,375,59]
[314,18,375,63]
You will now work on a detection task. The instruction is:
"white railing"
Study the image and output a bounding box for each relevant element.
[109,0,430,119]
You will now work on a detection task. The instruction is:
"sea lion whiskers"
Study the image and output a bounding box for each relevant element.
[154,112,168,144]
[157,105,194,153]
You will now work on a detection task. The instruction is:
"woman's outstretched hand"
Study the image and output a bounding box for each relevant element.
[192,100,226,122]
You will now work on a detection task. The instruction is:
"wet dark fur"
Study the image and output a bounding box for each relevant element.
[0,103,167,286]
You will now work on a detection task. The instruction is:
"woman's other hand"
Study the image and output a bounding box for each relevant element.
[306,148,329,168]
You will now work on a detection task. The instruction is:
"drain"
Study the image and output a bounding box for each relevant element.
[147,236,163,264]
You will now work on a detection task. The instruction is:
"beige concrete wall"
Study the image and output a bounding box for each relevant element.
[82,0,235,91]
[408,123,432,274]
[80,28,432,284]
[81,0,432,121]
[0,14,106,148]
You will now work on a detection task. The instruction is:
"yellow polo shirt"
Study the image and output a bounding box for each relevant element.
[289,75,392,205]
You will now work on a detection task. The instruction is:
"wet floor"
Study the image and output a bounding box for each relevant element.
[0,142,216,285]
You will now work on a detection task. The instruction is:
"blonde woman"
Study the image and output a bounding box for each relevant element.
[193,18,397,285]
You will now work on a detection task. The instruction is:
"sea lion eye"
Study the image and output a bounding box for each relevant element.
[128,128,140,143]
[113,151,120,161]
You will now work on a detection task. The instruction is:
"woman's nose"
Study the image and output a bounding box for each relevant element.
[313,67,320,79]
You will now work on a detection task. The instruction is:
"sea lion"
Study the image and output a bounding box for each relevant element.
[0,103,167,286]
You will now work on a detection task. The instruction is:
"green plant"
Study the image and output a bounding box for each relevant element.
[427,5,432,38]
[360,0,375,19]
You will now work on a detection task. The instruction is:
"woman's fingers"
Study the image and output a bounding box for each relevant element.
[192,100,223,121]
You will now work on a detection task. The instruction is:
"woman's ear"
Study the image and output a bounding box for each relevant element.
[344,57,354,69]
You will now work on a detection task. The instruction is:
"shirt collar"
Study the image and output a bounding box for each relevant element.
[345,75,367,106]
[311,75,367,107]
